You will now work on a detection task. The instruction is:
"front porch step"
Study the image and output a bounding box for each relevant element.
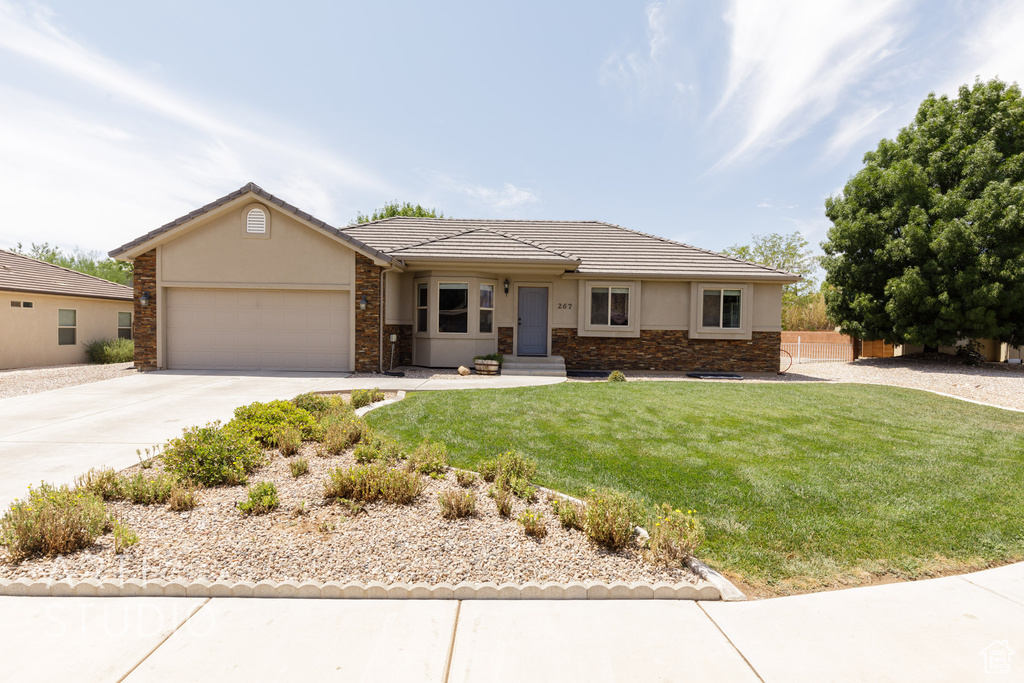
[501,355,567,377]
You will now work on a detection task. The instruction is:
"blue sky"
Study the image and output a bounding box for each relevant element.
[1,0,1022,262]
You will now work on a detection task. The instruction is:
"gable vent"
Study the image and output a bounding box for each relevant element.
[246,208,267,234]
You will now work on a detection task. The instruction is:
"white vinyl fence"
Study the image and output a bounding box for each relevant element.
[781,337,854,364]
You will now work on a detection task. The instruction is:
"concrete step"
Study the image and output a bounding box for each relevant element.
[501,369,567,377]
[501,356,566,378]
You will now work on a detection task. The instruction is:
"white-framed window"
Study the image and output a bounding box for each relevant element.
[578,281,640,337]
[701,289,742,329]
[58,309,76,345]
[416,282,428,333]
[479,283,494,334]
[246,207,267,234]
[9,301,33,308]
[590,286,630,326]
[118,311,133,340]
[438,282,468,333]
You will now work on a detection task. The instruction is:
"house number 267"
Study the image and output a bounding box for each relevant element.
[557,303,573,310]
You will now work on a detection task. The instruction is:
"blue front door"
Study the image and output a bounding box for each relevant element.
[517,287,548,356]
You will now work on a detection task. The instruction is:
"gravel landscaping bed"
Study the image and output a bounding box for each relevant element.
[0,446,702,588]
[0,362,136,399]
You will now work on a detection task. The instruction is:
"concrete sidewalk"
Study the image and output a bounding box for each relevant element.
[4,561,1021,682]
[0,370,564,510]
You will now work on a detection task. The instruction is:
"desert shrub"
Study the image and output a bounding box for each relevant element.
[289,457,310,478]
[162,421,264,487]
[380,469,426,504]
[273,425,303,456]
[350,389,373,409]
[551,497,584,531]
[608,370,626,382]
[455,469,476,488]
[481,450,537,500]
[229,400,317,446]
[490,486,513,518]
[167,485,198,512]
[406,441,448,477]
[75,467,123,500]
[518,509,547,538]
[353,432,403,464]
[237,481,280,515]
[322,414,366,454]
[439,489,476,519]
[120,472,176,505]
[645,504,705,565]
[291,392,348,417]
[1,483,109,561]
[583,489,645,550]
[85,337,134,364]
[324,464,387,503]
[112,520,139,553]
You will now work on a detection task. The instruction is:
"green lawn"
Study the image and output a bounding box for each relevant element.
[366,382,1024,593]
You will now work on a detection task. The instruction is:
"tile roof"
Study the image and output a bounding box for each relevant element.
[386,228,580,264]
[0,249,133,301]
[343,218,799,280]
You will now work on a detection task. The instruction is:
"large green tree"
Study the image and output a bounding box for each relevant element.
[351,201,444,225]
[821,78,1024,348]
[10,242,133,286]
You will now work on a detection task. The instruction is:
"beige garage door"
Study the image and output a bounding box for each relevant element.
[166,289,350,371]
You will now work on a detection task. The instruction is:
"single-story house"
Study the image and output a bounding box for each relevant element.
[0,249,134,370]
[108,183,799,374]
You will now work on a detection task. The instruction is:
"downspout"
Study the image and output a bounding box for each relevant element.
[379,265,395,373]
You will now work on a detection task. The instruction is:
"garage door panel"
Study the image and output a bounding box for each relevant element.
[166,288,350,371]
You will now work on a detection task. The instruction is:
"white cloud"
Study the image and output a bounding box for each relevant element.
[600,2,688,104]
[711,0,909,169]
[824,104,892,159]
[433,174,540,212]
[947,0,1024,94]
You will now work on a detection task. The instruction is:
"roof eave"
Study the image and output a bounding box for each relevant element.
[0,286,133,302]
[562,271,802,283]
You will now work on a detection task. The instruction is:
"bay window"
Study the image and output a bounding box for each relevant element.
[438,283,468,333]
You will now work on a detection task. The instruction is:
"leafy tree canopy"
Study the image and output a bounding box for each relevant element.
[821,78,1024,348]
[351,201,444,225]
[723,231,819,306]
[10,242,133,286]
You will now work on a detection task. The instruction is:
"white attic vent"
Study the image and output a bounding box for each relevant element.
[246,207,267,234]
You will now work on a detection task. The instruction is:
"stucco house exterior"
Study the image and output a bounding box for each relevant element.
[109,183,799,374]
[0,249,134,370]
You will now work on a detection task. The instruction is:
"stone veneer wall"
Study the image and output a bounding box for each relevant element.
[382,324,413,368]
[498,327,513,356]
[354,254,382,373]
[551,329,781,373]
[133,250,157,371]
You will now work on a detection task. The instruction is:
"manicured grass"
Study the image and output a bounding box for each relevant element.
[366,382,1024,593]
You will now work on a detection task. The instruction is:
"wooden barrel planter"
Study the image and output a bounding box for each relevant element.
[474,359,500,375]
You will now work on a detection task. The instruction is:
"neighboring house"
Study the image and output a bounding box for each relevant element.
[108,183,799,374]
[0,249,134,370]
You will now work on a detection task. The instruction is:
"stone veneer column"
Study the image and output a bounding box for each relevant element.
[132,250,157,371]
[354,254,382,372]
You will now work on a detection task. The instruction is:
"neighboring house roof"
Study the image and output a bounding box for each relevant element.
[108,182,392,263]
[0,249,133,301]
[343,217,799,281]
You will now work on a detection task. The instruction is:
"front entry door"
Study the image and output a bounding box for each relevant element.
[517,287,548,356]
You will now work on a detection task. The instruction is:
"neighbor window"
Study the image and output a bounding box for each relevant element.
[118,312,132,340]
[416,283,428,333]
[58,309,76,345]
[246,207,267,234]
[479,284,494,334]
[10,301,32,308]
[10,301,20,308]
[438,283,468,333]
[701,289,742,328]
[589,286,629,326]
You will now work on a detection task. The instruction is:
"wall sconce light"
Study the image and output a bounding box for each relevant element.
[503,279,510,296]
[359,294,368,311]
[140,291,150,307]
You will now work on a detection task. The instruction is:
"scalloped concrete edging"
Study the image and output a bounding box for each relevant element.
[353,391,407,417]
[0,577,721,600]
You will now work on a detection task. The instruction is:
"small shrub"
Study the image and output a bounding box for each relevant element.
[120,472,176,505]
[380,469,426,505]
[324,464,387,503]
[162,421,264,487]
[353,432,403,464]
[0,483,109,561]
[455,469,476,488]
[583,489,644,550]
[518,509,547,538]
[608,370,627,382]
[85,337,134,364]
[289,457,310,478]
[167,485,198,512]
[552,497,584,531]
[645,504,705,565]
[273,425,303,456]
[481,451,537,500]
[229,400,317,446]
[350,389,373,409]
[439,489,477,519]
[291,500,310,517]
[237,481,280,515]
[112,520,139,553]
[74,467,123,500]
[491,486,513,518]
[406,441,448,477]
[291,392,348,417]
[322,414,366,454]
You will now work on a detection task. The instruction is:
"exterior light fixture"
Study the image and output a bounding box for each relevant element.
[140,291,150,307]
[360,294,368,311]
[503,279,510,295]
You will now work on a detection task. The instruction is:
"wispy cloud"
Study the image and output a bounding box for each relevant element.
[824,104,892,159]
[948,0,1024,93]
[432,173,540,213]
[711,0,909,169]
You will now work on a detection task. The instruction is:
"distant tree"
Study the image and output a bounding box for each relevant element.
[10,242,133,286]
[351,201,444,225]
[821,78,1024,349]
[723,231,820,303]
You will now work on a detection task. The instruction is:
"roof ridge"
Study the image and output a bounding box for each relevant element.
[482,228,580,260]
[0,248,133,292]
[387,227,481,252]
